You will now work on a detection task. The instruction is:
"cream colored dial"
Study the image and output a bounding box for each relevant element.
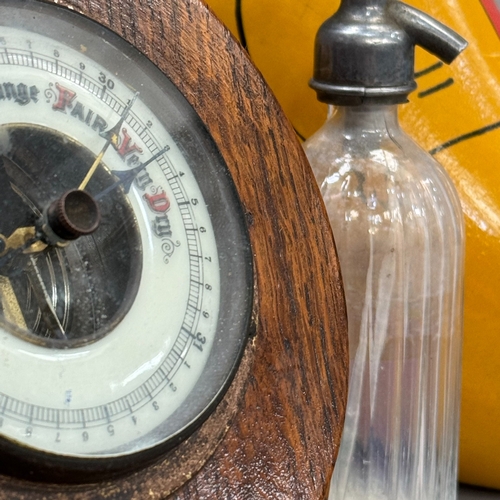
[0,0,252,477]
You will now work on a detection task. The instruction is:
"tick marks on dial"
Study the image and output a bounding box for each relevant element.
[126,400,134,416]
[0,395,7,416]
[104,405,111,424]
[80,410,87,429]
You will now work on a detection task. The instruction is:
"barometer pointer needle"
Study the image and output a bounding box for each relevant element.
[79,92,139,191]
[95,145,170,200]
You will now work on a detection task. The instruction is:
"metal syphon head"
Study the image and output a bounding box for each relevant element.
[310,0,468,105]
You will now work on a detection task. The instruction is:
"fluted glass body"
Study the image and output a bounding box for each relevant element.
[304,106,464,500]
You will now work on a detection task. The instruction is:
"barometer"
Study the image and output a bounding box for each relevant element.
[0,0,253,476]
[0,0,348,498]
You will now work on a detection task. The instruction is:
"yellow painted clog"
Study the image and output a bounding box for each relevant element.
[206,0,500,489]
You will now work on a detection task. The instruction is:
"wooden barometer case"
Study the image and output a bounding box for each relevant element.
[0,0,348,498]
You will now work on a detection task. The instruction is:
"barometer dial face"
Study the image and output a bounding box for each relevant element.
[0,0,253,476]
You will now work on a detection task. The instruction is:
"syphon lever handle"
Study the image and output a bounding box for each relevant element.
[388,1,467,64]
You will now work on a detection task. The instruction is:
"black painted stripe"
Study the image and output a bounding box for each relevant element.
[418,78,454,98]
[415,61,444,79]
[295,127,305,141]
[235,0,248,50]
[430,121,500,155]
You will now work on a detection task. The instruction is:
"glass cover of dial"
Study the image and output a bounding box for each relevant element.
[0,0,253,474]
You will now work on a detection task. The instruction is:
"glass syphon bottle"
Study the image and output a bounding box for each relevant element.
[304,1,468,499]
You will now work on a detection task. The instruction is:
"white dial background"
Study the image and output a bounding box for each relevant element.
[0,1,252,467]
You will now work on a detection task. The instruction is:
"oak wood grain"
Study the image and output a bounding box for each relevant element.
[0,0,348,498]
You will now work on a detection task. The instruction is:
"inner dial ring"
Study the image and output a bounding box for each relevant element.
[0,124,142,348]
[0,0,253,477]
